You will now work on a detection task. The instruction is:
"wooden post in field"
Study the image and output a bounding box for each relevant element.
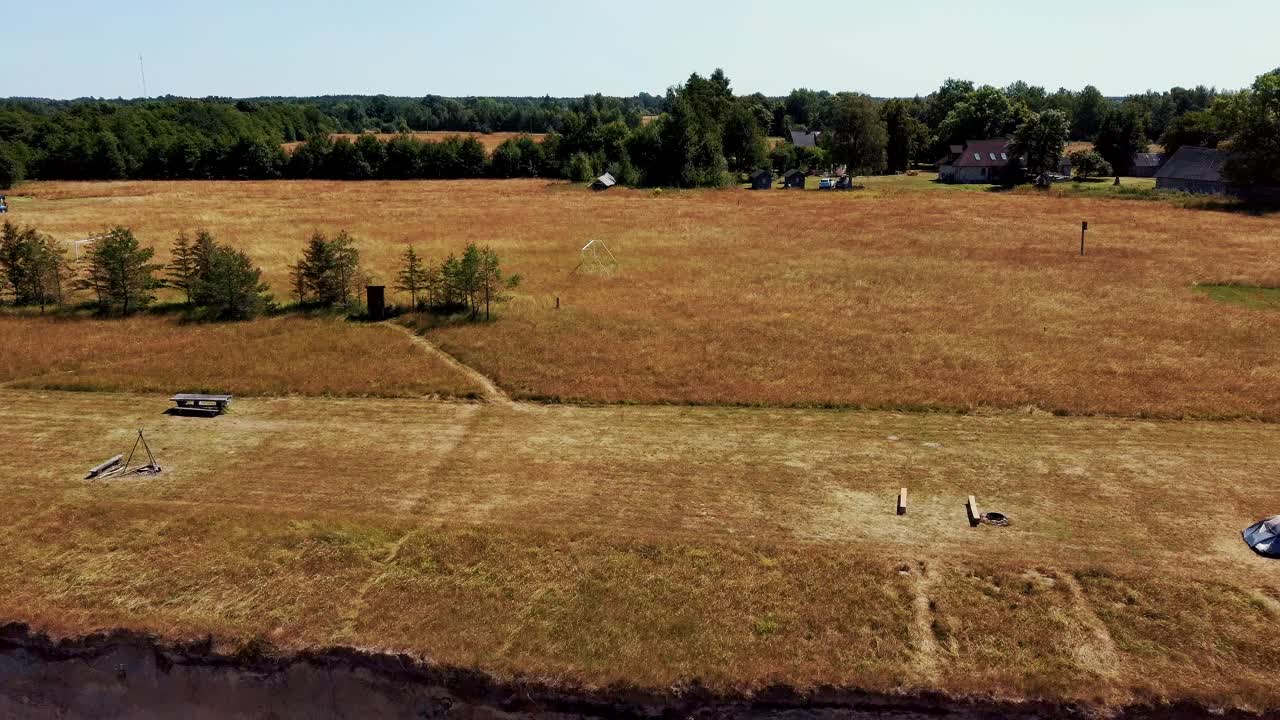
[1080,220,1088,256]
[555,296,560,310]
[897,488,908,516]
[967,495,981,527]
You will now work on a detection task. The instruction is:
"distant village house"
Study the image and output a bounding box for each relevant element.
[938,139,1014,184]
[782,169,807,189]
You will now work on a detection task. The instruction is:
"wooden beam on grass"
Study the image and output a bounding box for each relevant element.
[967,495,981,527]
[897,488,908,516]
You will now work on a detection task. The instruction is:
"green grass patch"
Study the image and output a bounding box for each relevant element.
[1195,283,1280,310]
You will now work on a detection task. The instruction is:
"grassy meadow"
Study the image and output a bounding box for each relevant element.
[0,314,483,398]
[3,176,1280,711]
[0,390,1277,706]
[8,178,1280,417]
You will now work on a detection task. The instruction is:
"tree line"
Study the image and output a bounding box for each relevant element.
[2,68,1278,189]
[1,222,519,322]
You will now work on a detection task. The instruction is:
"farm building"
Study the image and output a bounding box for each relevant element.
[1128,152,1165,177]
[1155,147,1231,195]
[749,170,773,190]
[782,169,807,189]
[1154,146,1280,201]
[790,131,821,148]
[938,139,1015,184]
[591,173,616,191]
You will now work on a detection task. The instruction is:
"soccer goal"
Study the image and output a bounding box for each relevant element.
[572,239,619,275]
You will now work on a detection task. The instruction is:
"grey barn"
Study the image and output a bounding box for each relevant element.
[790,130,820,148]
[1128,152,1165,177]
[1155,146,1280,201]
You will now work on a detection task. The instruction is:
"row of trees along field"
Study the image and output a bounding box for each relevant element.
[0,221,518,322]
[2,68,1278,188]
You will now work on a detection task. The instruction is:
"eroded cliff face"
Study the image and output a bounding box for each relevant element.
[0,624,1274,720]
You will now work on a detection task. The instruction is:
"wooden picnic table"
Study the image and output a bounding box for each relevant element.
[170,393,233,416]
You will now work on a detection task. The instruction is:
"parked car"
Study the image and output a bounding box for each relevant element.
[0,195,7,213]
[818,177,836,190]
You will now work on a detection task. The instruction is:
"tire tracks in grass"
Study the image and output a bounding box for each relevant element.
[1056,570,1123,687]
[906,560,942,685]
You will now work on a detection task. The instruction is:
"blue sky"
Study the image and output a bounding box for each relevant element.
[2,1,1276,99]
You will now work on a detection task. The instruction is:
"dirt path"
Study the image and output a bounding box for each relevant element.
[383,321,511,404]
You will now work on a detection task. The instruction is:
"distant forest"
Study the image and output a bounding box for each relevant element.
[2,68,1277,188]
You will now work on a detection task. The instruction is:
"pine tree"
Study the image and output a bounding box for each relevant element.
[76,227,162,315]
[195,245,272,320]
[167,231,197,302]
[395,245,425,308]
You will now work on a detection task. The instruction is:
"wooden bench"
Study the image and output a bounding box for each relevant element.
[170,393,233,416]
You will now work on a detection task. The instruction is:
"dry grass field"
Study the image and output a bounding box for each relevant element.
[0,314,483,398]
[280,131,545,154]
[4,177,1280,711]
[1,390,1278,707]
[10,178,1280,418]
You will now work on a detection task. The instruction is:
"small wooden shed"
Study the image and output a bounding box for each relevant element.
[782,169,806,189]
[749,169,773,190]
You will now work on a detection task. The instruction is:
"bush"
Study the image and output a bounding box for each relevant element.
[1069,149,1113,180]
[568,152,595,183]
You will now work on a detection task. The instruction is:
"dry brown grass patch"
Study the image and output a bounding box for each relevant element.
[15,179,1280,417]
[0,314,483,398]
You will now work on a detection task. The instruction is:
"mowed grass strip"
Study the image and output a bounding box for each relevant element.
[0,315,483,398]
[1,390,1278,705]
[17,179,1280,418]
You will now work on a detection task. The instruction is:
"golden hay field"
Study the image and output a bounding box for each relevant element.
[4,178,1280,711]
[280,131,545,154]
[0,314,483,398]
[10,178,1280,417]
[1,390,1278,706]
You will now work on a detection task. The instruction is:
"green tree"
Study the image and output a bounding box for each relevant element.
[0,144,24,189]
[395,245,426,307]
[1159,110,1222,156]
[925,78,976,128]
[881,99,926,172]
[194,245,272,320]
[1094,106,1148,175]
[824,94,887,176]
[1068,149,1113,180]
[477,245,521,321]
[1,221,67,308]
[1071,85,1108,140]
[567,152,595,182]
[290,230,362,307]
[167,231,198,303]
[1224,70,1280,187]
[76,227,162,315]
[1011,110,1070,177]
[721,102,768,173]
[935,86,1029,149]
